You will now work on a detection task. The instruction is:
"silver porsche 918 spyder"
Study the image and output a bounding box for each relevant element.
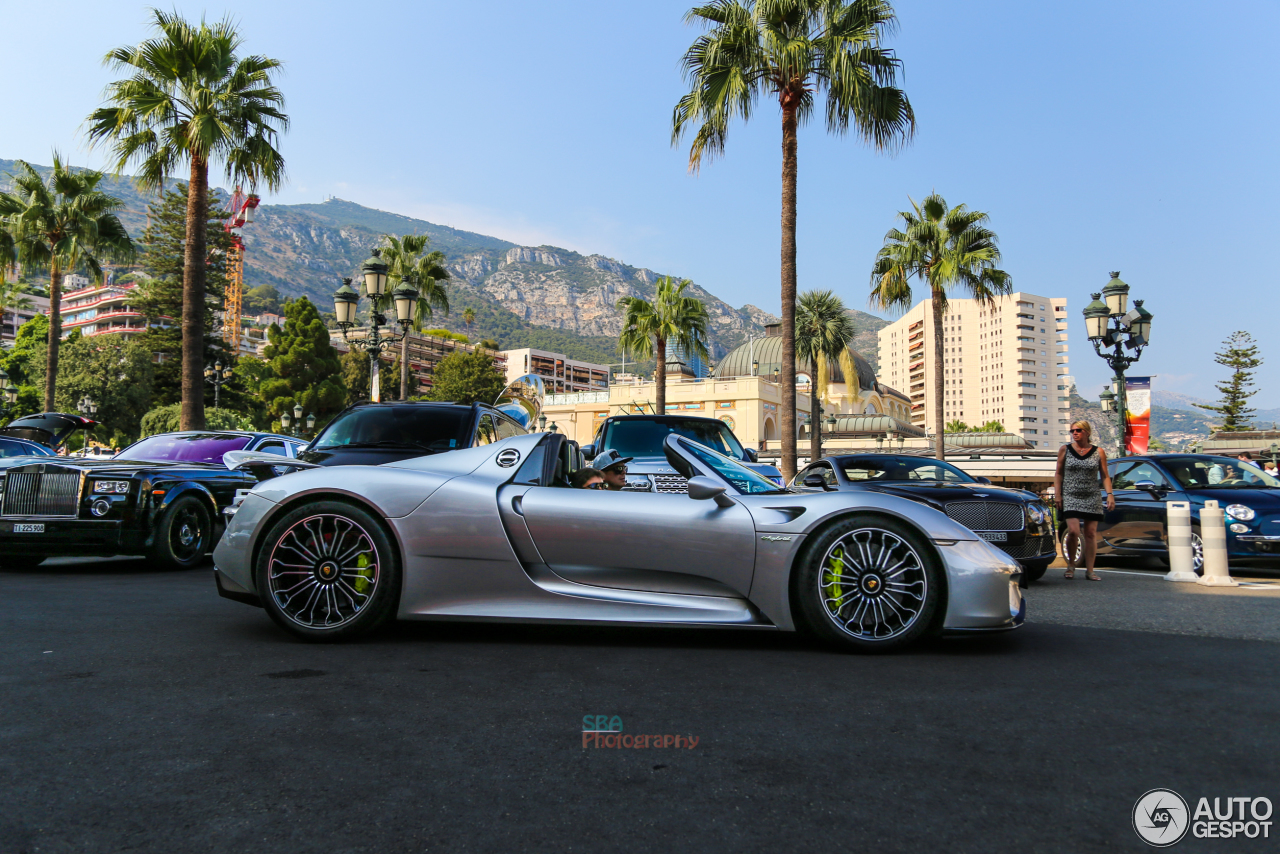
[212,432,1025,651]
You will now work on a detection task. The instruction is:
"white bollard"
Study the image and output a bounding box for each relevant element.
[1164,501,1198,582]
[1197,500,1238,587]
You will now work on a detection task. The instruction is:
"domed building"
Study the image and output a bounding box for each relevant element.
[711,324,914,439]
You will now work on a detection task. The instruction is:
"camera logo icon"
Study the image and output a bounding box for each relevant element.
[1133,789,1190,847]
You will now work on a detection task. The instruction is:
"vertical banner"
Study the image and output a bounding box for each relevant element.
[371,358,381,403]
[1125,376,1151,455]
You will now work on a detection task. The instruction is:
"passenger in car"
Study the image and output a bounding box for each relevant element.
[592,449,634,491]
[570,468,605,490]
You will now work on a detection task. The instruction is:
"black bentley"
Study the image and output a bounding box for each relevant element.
[793,454,1057,583]
[0,430,304,571]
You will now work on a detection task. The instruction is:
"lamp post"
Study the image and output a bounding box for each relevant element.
[0,369,17,421]
[1083,272,1155,457]
[279,403,315,438]
[203,359,234,408]
[333,248,418,402]
[78,396,98,454]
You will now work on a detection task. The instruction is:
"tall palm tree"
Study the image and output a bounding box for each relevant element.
[377,235,450,400]
[869,193,1012,461]
[462,307,476,333]
[672,0,914,481]
[0,156,134,410]
[87,9,288,431]
[795,289,857,463]
[617,277,710,414]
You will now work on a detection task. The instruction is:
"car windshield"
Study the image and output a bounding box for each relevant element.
[1161,455,1280,489]
[680,438,784,495]
[314,405,471,453]
[839,456,975,483]
[602,419,746,459]
[119,434,252,464]
[0,437,53,458]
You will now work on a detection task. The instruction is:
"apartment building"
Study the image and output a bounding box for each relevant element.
[501,348,610,394]
[60,277,168,339]
[877,292,1071,448]
[1,294,50,343]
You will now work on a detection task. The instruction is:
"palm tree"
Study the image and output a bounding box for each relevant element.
[462,307,476,333]
[617,277,710,414]
[0,156,134,410]
[870,193,1012,461]
[672,0,914,482]
[87,9,288,431]
[978,419,1004,433]
[795,289,857,463]
[945,419,969,434]
[377,235,450,400]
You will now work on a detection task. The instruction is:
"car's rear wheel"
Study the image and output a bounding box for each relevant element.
[793,515,942,653]
[0,555,47,570]
[255,501,400,642]
[149,495,212,570]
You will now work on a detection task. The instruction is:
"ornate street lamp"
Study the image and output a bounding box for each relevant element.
[1083,272,1155,457]
[280,403,312,438]
[204,359,234,408]
[77,396,98,454]
[0,369,17,421]
[333,248,419,402]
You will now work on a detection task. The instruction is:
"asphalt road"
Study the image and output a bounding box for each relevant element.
[2,558,1278,854]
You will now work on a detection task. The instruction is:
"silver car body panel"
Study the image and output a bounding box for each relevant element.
[213,432,1022,633]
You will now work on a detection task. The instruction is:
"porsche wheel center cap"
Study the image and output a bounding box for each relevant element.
[316,561,340,582]
[860,574,883,595]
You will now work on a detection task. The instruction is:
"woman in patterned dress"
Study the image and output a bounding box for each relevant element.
[1054,420,1116,580]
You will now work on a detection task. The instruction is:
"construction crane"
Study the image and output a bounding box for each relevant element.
[221,189,260,355]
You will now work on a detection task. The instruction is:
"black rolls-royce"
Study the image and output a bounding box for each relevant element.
[793,454,1057,583]
[0,430,304,571]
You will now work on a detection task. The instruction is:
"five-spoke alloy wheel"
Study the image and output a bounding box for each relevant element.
[149,495,211,570]
[255,501,400,641]
[794,515,941,652]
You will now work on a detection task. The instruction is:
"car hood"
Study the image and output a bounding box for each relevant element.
[299,446,436,467]
[0,457,229,473]
[1186,487,1280,510]
[855,481,1036,506]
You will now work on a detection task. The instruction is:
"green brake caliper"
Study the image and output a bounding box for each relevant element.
[823,546,845,612]
[354,553,373,595]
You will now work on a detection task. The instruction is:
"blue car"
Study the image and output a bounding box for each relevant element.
[1080,453,1280,571]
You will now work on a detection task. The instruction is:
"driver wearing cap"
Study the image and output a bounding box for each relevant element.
[592,449,634,491]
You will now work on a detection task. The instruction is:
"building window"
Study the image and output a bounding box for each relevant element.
[717,401,734,409]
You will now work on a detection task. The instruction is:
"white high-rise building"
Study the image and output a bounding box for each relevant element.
[877,292,1071,448]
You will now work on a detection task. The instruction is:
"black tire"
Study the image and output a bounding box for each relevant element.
[255,500,400,642]
[0,555,47,570]
[149,495,212,570]
[1020,559,1051,585]
[792,514,943,653]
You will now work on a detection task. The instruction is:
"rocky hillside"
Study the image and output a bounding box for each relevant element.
[2,157,891,370]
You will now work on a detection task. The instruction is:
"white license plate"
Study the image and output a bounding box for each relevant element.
[977,530,1007,542]
[13,523,45,533]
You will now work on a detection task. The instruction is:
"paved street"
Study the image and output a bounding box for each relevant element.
[3,557,1278,853]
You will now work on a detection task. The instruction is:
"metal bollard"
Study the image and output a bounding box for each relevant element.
[1164,501,1198,582]
[1197,500,1238,587]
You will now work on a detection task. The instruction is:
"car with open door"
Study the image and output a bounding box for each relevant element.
[0,412,99,452]
[213,431,1025,651]
[792,454,1057,584]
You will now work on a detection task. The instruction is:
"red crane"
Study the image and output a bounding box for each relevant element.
[222,189,260,355]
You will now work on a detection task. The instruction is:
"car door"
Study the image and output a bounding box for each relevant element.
[517,479,758,599]
[1102,459,1174,551]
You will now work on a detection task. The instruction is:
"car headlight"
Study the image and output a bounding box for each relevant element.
[1225,504,1255,521]
[1027,503,1048,524]
[92,480,130,494]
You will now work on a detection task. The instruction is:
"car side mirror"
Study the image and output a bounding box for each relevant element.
[975,476,992,485]
[580,444,595,460]
[802,473,828,489]
[1134,480,1166,495]
[687,476,736,508]
[743,447,759,463]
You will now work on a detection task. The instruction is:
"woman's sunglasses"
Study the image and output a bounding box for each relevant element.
[586,482,607,490]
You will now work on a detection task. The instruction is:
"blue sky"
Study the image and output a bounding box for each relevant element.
[4,1,1278,406]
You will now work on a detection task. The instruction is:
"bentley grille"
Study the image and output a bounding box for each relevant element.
[944,501,1025,532]
[653,474,689,494]
[2,468,83,518]
[1002,535,1056,559]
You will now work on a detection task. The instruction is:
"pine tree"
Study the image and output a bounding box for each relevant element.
[261,297,346,428]
[1195,331,1262,432]
[135,184,235,408]
[425,351,506,406]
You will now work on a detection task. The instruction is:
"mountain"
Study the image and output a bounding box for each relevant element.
[1,157,894,371]
[1153,389,1280,428]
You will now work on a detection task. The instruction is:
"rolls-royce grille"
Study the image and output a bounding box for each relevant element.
[3,469,82,518]
[945,501,1025,532]
[653,474,689,494]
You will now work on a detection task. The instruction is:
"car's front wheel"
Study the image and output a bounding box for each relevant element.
[149,495,212,570]
[255,501,400,642]
[793,515,942,653]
